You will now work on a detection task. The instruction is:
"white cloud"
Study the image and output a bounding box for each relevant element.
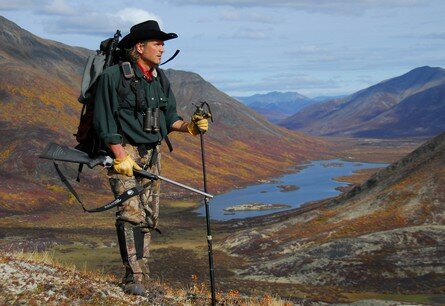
[220,9,241,21]
[285,45,328,56]
[42,8,162,36]
[219,27,269,40]
[0,0,36,10]
[117,8,162,29]
[0,0,75,15]
[423,33,445,40]
[233,30,267,40]
[219,9,277,23]
[0,1,163,35]
[216,72,341,95]
[37,0,75,16]
[166,0,430,15]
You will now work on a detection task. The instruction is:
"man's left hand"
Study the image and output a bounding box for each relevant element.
[187,114,209,135]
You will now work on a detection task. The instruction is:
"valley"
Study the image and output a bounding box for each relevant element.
[2,136,437,304]
[1,15,444,305]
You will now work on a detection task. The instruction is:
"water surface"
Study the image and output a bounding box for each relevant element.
[196,159,387,221]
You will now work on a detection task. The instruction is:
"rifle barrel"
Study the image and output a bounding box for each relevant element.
[133,170,213,199]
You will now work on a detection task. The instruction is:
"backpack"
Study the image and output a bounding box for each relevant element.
[74,30,122,158]
[74,30,177,159]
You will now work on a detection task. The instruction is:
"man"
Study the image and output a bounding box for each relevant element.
[93,20,208,296]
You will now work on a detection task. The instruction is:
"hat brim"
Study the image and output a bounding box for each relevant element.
[118,30,178,49]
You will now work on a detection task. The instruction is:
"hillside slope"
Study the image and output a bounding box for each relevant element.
[280,66,445,138]
[0,16,331,213]
[219,132,445,292]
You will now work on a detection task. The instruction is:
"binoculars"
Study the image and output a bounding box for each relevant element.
[143,107,160,133]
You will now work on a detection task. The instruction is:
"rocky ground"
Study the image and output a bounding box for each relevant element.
[2,253,435,306]
[0,254,177,305]
[236,225,445,291]
[0,253,299,306]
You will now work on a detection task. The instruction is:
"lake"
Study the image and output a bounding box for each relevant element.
[196,159,387,221]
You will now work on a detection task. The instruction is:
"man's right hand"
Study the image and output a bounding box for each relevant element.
[113,155,142,177]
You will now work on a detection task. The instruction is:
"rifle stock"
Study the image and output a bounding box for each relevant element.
[39,142,112,168]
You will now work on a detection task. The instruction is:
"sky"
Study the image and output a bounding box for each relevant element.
[1,0,444,98]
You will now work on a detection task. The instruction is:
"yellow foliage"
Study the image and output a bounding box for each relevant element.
[230,140,250,150]
[46,184,67,193]
[0,142,17,165]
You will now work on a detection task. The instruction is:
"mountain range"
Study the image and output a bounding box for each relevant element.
[220,131,445,292]
[234,91,314,123]
[280,66,445,138]
[0,16,330,213]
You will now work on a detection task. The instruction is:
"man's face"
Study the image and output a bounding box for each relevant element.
[136,39,165,68]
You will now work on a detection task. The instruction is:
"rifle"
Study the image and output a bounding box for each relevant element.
[39,143,213,211]
[103,30,121,69]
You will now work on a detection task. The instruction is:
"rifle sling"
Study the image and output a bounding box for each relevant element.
[53,162,151,213]
[54,162,85,208]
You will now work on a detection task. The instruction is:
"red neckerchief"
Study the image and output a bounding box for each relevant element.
[136,62,153,82]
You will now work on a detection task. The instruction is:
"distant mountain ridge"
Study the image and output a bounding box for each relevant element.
[310,95,346,103]
[280,66,445,138]
[0,16,330,213]
[235,91,313,123]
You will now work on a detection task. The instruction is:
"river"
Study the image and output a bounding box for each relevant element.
[196,159,387,221]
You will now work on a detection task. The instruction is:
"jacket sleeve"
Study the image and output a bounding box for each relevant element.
[93,72,123,145]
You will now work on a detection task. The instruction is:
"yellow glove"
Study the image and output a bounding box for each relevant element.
[113,155,142,177]
[187,114,209,135]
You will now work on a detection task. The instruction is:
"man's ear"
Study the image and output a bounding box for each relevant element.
[136,42,145,54]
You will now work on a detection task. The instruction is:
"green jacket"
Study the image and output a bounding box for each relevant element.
[93,64,181,145]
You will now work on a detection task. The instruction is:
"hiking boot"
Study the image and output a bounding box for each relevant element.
[123,282,146,296]
[119,268,134,288]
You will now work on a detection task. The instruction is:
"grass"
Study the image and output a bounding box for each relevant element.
[10,250,59,266]
[334,168,383,185]
[345,292,445,304]
[51,243,121,275]
[6,250,117,283]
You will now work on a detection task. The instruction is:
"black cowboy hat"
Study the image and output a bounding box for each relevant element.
[118,20,177,49]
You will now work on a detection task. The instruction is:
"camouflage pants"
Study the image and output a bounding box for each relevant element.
[108,144,161,283]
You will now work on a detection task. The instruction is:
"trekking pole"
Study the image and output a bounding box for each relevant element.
[193,101,216,305]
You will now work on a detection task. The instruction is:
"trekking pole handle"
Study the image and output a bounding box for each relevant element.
[193,101,213,122]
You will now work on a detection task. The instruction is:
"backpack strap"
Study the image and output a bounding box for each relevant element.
[156,68,174,152]
[117,76,132,105]
[156,67,170,96]
[116,63,142,144]
[117,64,145,114]
[130,79,145,117]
